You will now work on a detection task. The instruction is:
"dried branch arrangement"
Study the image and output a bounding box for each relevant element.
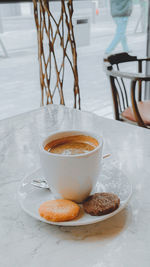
[33,0,81,109]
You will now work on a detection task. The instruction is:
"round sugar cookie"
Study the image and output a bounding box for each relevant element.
[39,199,80,222]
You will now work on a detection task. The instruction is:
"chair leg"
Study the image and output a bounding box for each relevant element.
[131,80,147,128]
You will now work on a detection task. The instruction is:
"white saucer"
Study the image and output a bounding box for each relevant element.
[18,161,132,226]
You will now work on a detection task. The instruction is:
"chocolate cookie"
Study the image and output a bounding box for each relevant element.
[83,192,120,216]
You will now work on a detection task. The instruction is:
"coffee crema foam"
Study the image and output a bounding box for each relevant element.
[44,135,99,155]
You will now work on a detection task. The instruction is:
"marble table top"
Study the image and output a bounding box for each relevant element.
[0,104,150,267]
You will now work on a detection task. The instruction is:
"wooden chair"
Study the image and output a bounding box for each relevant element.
[104,52,150,128]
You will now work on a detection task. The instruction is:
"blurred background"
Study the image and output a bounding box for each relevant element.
[0,0,148,120]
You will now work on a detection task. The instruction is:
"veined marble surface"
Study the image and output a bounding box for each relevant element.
[0,105,150,267]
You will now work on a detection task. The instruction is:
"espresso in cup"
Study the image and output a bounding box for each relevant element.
[40,130,103,203]
[44,135,99,155]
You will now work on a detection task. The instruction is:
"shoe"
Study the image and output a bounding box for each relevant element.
[123,49,133,54]
[103,52,111,60]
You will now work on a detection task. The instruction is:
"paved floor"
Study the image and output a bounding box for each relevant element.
[0,5,147,121]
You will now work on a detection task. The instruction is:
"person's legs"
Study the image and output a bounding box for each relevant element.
[105,17,123,54]
[105,17,129,54]
[120,17,129,52]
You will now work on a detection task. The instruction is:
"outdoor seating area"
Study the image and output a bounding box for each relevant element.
[1,1,150,267]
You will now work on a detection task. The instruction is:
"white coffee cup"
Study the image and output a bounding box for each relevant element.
[40,130,103,203]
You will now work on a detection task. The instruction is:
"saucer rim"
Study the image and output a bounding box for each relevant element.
[17,168,132,227]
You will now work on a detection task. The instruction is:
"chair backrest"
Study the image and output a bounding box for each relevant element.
[104,52,145,121]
